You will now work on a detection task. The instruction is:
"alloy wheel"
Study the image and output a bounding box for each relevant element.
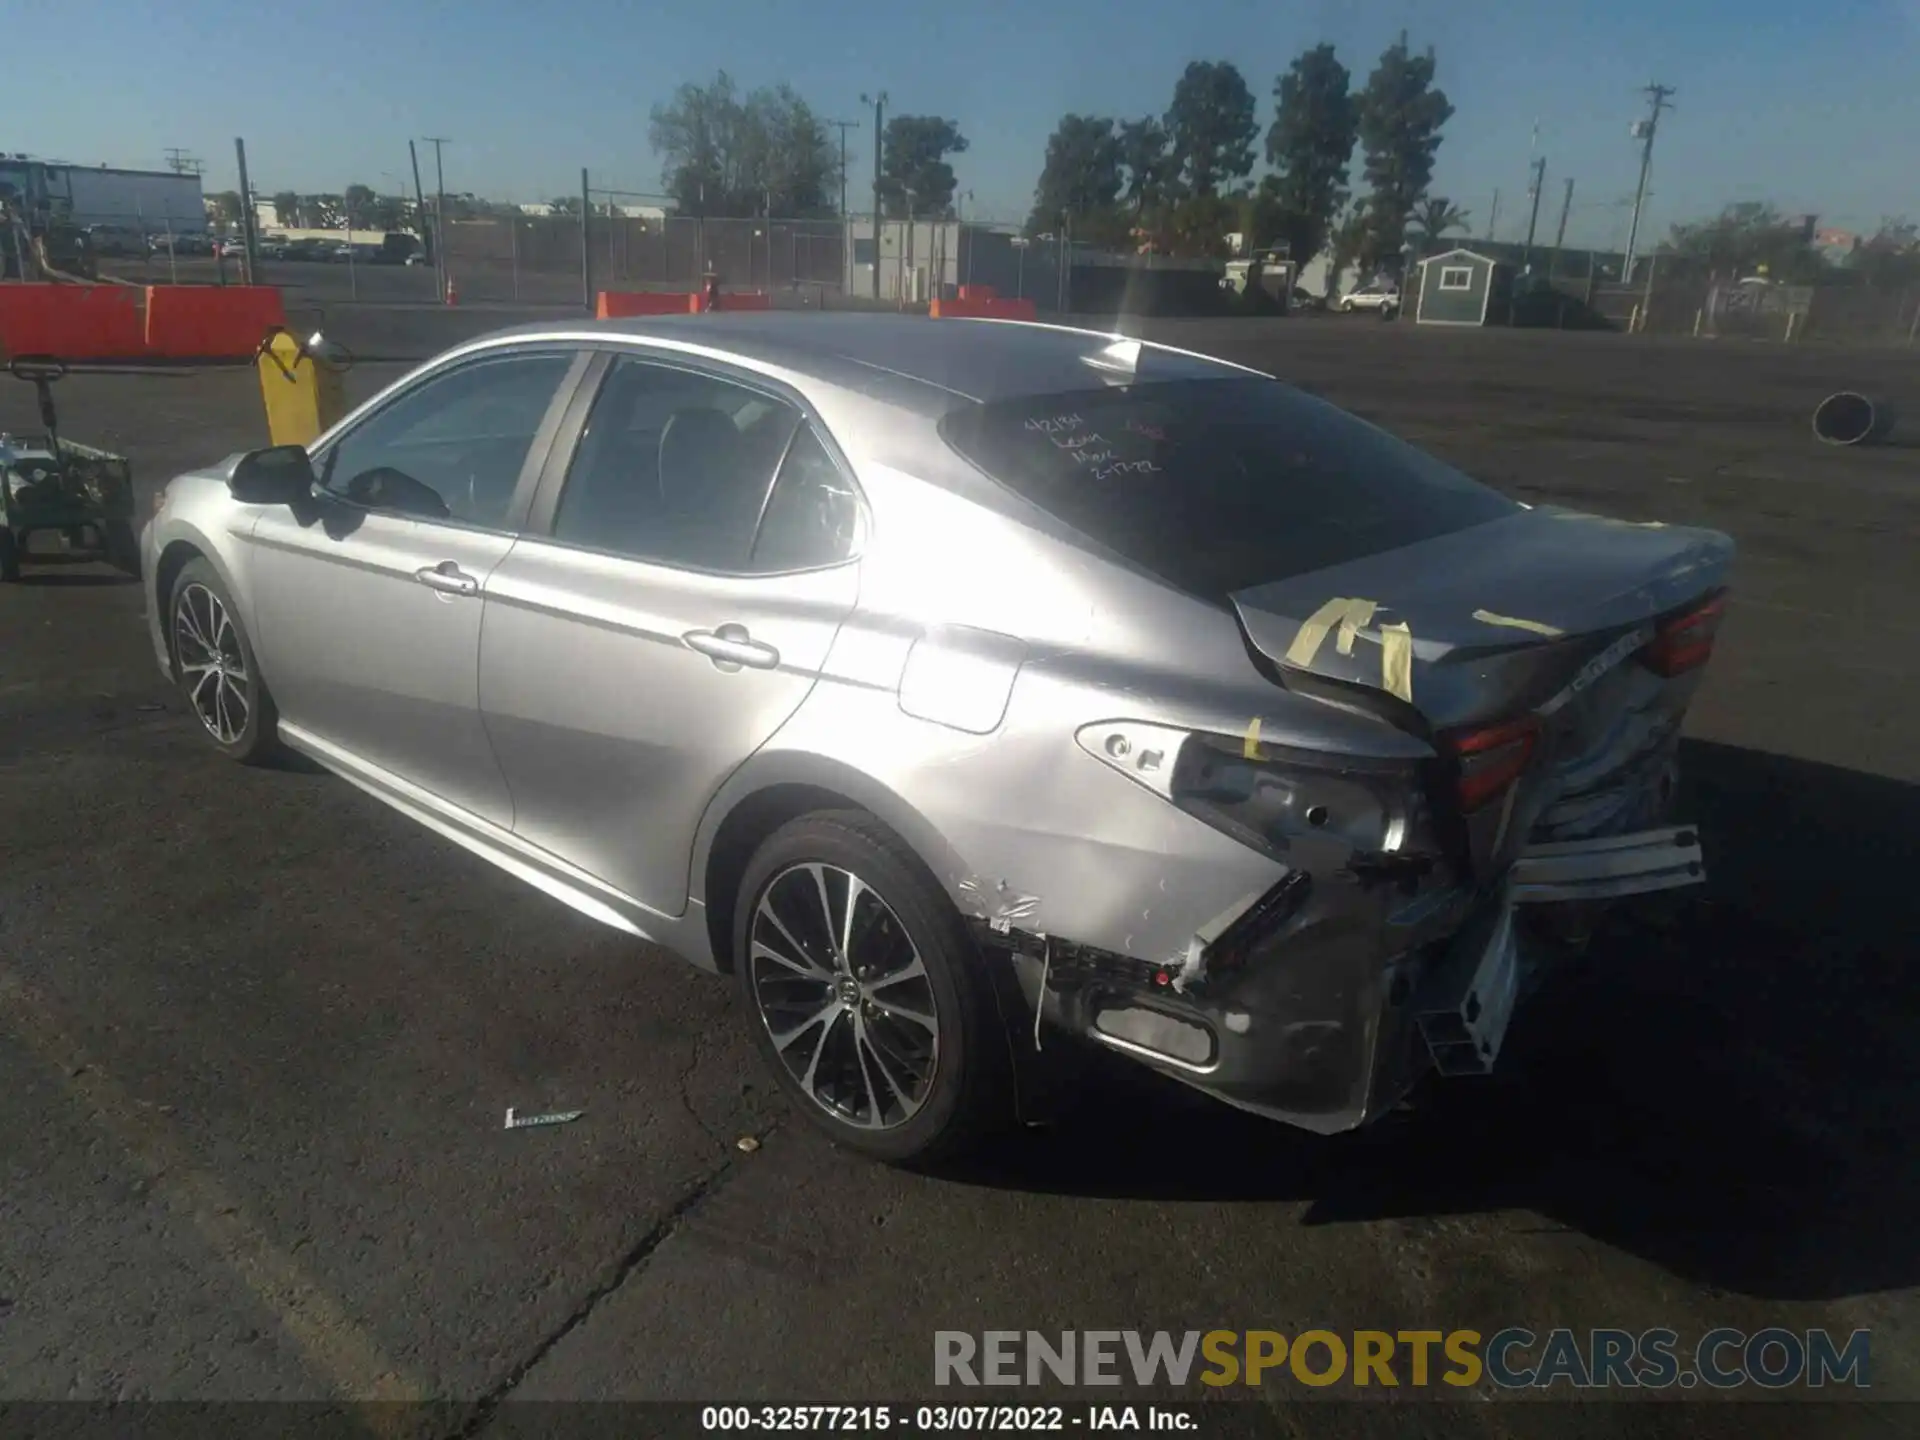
[748,862,941,1130]
[173,582,251,745]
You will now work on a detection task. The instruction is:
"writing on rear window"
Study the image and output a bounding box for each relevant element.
[942,378,1517,599]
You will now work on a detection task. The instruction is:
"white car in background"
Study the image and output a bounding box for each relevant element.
[1338,282,1401,316]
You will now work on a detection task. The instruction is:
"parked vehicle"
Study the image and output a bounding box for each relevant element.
[150,232,212,256]
[84,224,146,257]
[281,238,332,262]
[141,315,1732,1164]
[1338,281,1401,315]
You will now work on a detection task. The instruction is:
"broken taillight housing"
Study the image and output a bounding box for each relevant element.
[1641,592,1727,677]
[1168,732,1414,861]
[1444,716,1539,814]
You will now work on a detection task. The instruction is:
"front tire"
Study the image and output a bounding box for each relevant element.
[169,557,280,763]
[734,811,1010,1165]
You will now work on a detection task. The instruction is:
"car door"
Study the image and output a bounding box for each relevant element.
[478,350,864,917]
[249,345,586,830]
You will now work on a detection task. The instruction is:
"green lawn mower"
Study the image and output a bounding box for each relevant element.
[0,356,139,583]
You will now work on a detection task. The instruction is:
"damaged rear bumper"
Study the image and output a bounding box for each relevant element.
[982,822,1707,1134]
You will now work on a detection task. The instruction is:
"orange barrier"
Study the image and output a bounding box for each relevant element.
[929,296,1038,322]
[144,285,285,359]
[691,290,774,312]
[596,290,692,318]
[0,284,147,361]
[957,284,998,301]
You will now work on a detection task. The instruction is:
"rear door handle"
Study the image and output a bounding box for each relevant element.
[415,562,480,597]
[684,624,780,671]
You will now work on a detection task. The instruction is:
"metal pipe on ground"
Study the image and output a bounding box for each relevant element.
[1812,392,1897,447]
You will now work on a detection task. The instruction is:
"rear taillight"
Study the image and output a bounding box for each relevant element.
[1446,716,1539,814]
[1642,593,1726,677]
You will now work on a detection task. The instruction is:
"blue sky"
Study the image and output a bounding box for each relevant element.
[10,0,1919,246]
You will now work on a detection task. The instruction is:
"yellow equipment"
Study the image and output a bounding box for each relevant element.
[256,328,352,447]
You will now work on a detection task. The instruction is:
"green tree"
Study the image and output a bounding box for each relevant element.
[206,190,243,226]
[1163,192,1239,258]
[269,191,302,229]
[1264,44,1358,266]
[1117,116,1173,226]
[1028,114,1125,241]
[1848,217,1920,287]
[1165,61,1257,198]
[1355,31,1454,269]
[1326,203,1371,292]
[1410,195,1470,253]
[549,196,582,217]
[1662,202,1827,282]
[341,184,376,229]
[649,71,837,216]
[879,115,969,217]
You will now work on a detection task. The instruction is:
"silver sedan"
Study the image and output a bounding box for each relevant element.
[141,314,1732,1164]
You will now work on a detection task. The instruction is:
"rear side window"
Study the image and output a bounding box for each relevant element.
[940,378,1516,600]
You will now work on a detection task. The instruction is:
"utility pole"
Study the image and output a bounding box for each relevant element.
[862,91,887,299]
[1522,155,1548,268]
[232,137,258,283]
[1621,83,1675,284]
[408,141,431,262]
[423,136,450,296]
[580,167,593,310]
[1549,177,1575,278]
[1487,189,1501,242]
[163,148,202,176]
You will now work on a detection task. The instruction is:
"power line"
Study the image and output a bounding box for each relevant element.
[1621,83,1675,282]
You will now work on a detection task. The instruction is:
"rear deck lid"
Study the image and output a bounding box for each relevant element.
[1231,506,1734,729]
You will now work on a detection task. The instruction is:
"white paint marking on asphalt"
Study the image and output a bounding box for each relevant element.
[0,967,428,1420]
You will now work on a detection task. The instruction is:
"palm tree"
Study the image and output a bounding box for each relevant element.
[1411,196,1470,253]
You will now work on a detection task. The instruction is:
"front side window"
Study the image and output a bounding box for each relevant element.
[551,357,800,571]
[940,377,1517,600]
[318,351,573,529]
[1438,266,1473,291]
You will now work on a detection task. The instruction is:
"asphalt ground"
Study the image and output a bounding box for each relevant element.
[2,317,1917,1439]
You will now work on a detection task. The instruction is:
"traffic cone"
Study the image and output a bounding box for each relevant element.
[444,273,458,306]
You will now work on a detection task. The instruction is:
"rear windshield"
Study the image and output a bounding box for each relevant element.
[938,377,1516,599]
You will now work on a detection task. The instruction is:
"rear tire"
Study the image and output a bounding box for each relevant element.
[734,811,1011,1166]
[168,557,280,764]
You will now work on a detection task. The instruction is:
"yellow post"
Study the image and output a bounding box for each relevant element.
[256,328,351,448]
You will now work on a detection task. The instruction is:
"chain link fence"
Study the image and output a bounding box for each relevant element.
[439,214,853,306]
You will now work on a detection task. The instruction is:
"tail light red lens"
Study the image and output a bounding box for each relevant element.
[1642,593,1727,677]
[1446,716,1539,814]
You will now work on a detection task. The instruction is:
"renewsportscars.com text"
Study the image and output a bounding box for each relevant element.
[934,1328,1871,1390]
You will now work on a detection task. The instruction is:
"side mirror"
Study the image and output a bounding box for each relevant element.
[229,445,316,505]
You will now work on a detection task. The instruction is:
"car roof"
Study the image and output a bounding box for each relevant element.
[478,311,1268,409]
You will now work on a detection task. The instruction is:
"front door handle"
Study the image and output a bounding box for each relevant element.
[684,623,780,671]
[415,561,480,597]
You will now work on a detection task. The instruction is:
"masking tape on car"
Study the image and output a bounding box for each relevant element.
[1380,622,1414,703]
[1243,717,1264,760]
[1472,608,1565,638]
[1285,597,1378,667]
